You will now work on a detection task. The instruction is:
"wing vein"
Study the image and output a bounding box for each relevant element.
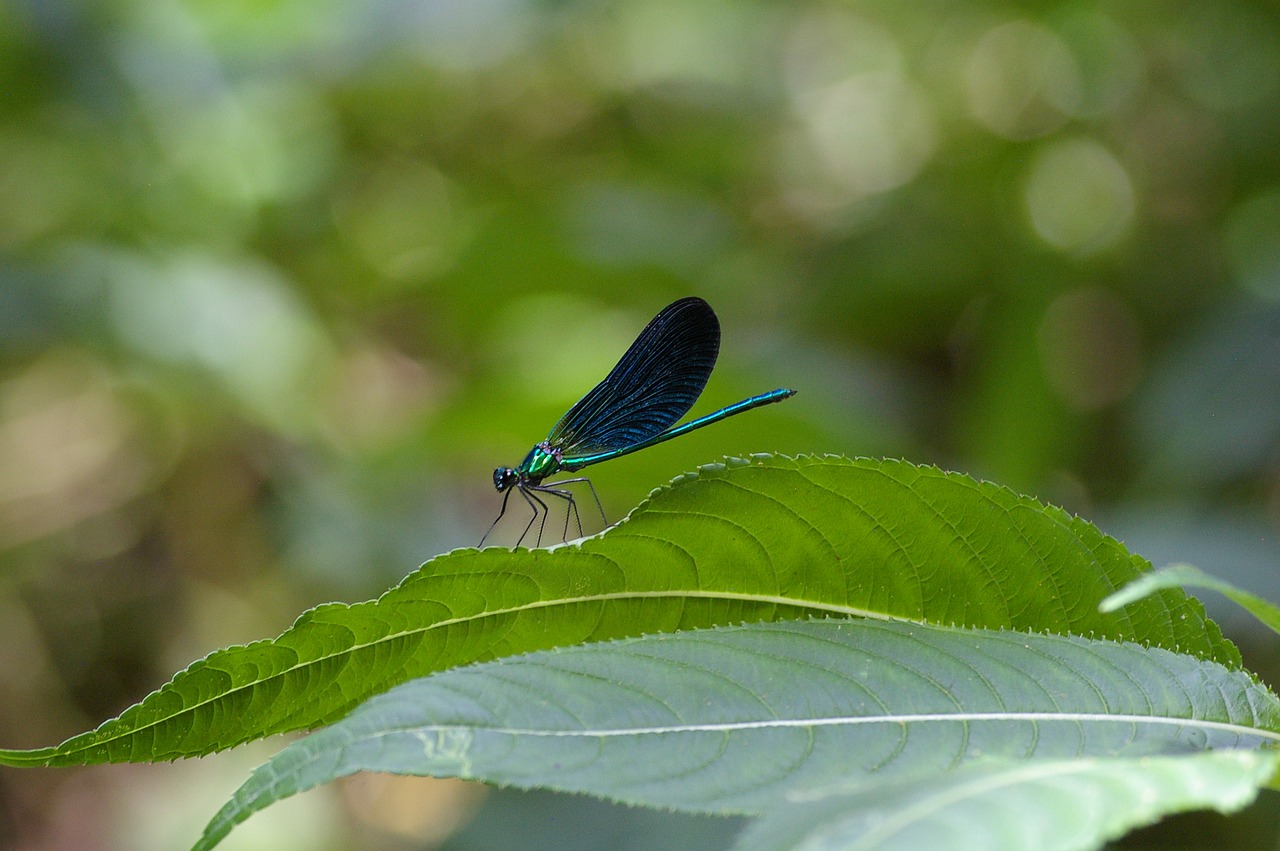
[547,297,720,458]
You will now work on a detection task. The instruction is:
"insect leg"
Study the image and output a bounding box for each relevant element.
[517,485,551,547]
[533,485,582,541]
[479,487,513,547]
[547,476,607,529]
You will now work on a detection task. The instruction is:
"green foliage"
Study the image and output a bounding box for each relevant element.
[4,455,1277,851]
[191,620,1280,850]
[1104,564,1280,637]
[0,456,1235,769]
[738,751,1280,851]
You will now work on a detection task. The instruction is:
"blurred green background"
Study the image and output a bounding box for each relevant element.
[2,0,1279,848]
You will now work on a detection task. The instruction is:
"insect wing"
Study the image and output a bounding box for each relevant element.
[547,297,720,458]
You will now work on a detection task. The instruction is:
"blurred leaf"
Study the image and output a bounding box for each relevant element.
[193,619,1280,850]
[738,749,1280,851]
[0,454,1234,768]
[1102,563,1280,636]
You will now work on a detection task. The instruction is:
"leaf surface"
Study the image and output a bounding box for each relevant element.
[0,455,1236,767]
[737,750,1280,851]
[192,619,1280,850]
[1103,563,1280,636]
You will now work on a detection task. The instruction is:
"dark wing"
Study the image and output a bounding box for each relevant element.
[546,297,720,459]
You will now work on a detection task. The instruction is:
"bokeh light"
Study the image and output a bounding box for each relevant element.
[1024,137,1135,253]
[966,20,1081,139]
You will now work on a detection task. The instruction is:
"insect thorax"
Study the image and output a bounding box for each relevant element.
[516,442,563,486]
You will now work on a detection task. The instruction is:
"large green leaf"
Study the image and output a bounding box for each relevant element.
[0,455,1236,768]
[193,619,1280,851]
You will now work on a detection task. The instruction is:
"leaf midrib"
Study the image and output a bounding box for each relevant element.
[18,589,900,762]
[363,713,1280,743]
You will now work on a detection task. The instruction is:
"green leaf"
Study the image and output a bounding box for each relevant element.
[192,619,1280,851]
[0,455,1236,768]
[1101,563,1280,636]
[737,751,1280,851]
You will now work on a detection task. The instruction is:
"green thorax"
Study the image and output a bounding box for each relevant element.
[517,442,563,485]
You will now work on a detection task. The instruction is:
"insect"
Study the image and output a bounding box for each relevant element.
[481,296,796,547]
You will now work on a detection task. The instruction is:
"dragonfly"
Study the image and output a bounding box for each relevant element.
[481,296,795,547]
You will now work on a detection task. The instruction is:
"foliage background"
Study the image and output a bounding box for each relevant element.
[1,0,1278,848]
